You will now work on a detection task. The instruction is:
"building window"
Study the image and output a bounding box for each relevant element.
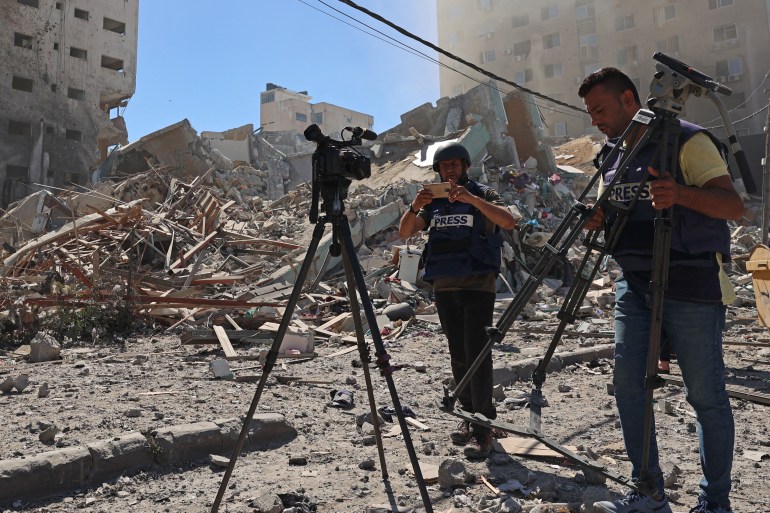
[512,13,529,28]
[541,4,558,20]
[12,76,33,92]
[65,129,82,141]
[295,112,308,122]
[515,69,533,83]
[657,35,680,54]
[51,84,57,92]
[74,8,89,21]
[101,55,124,71]
[481,49,496,63]
[7,165,29,181]
[55,2,61,8]
[312,112,323,124]
[53,42,59,50]
[8,120,32,137]
[46,125,54,134]
[14,32,33,49]
[69,47,87,60]
[103,17,126,35]
[716,57,743,80]
[584,63,600,77]
[67,87,86,101]
[17,0,38,7]
[63,172,83,185]
[261,92,274,104]
[513,40,531,61]
[576,4,594,20]
[477,21,495,40]
[545,63,563,78]
[579,33,599,60]
[543,33,561,49]
[477,0,492,11]
[615,14,635,31]
[617,45,639,66]
[713,23,737,43]
[664,5,676,19]
[708,0,733,9]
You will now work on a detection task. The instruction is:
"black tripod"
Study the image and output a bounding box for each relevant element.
[441,104,688,494]
[211,177,434,513]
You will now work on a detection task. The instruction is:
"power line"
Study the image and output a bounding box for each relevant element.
[298,0,587,121]
[701,70,770,126]
[704,103,770,131]
[336,0,587,115]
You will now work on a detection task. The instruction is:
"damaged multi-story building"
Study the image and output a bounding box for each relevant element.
[259,83,374,142]
[0,0,138,207]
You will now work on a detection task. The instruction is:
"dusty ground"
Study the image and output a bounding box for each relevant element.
[1,299,770,513]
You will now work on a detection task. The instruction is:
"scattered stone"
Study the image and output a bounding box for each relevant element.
[125,408,142,418]
[438,458,472,488]
[28,332,61,363]
[209,358,234,380]
[0,377,14,394]
[383,302,414,321]
[288,455,308,466]
[209,454,230,468]
[413,361,427,373]
[38,382,50,398]
[13,374,29,393]
[249,492,283,513]
[492,384,506,401]
[39,425,58,443]
[358,458,376,470]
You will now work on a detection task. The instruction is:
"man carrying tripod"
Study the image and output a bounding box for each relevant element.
[579,67,743,513]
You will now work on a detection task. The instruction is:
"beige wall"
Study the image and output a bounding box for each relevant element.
[0,0,138,206]
[437,0,770,139]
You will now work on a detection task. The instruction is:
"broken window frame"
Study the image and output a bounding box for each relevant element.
[67,87,86,101]
[101,55,125,72]
[8,120,32,137]
[103,17,126,35]
[14,32,34,49]
[69,46,87,60]
[16,0,38,7]
[65,129,82,142]
[74,8,89,21]
[12,75,34,92]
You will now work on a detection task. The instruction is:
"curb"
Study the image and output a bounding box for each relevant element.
[0,413,297,506]
[493,343,615,385]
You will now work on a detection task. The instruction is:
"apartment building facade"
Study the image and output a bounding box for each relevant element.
[0,0,138,206]
[437,0,770,139]
[259,83,374,139]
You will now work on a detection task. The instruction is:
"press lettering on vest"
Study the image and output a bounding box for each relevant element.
[610,181,651,202]
[430,214,474,228]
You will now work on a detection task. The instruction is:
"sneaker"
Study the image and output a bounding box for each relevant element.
[463,432,492,459]
[594,490,673,513]
[689,497,732,513]
[450,420,471,445]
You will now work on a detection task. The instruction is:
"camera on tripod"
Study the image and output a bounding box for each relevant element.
[304,124,374,181]
[304,124,377,224]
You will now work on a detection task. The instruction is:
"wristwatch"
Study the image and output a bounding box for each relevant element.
[408,205,420,215]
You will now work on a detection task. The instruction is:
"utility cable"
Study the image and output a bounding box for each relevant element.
[300,0,587,121]
[704,103,769,130]
[701,69,770,126]
[336,0,587,114]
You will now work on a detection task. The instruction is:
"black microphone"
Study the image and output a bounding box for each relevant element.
[346,126,378,141]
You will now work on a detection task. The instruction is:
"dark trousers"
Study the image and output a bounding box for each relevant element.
[435,289,496,435]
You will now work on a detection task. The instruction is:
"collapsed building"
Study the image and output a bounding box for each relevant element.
[0,78,763,346]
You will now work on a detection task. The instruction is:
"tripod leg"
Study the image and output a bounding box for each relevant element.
[211,220,327,513]
[338,218,434,513]
[340,242,390,481]
[639,117,679,493]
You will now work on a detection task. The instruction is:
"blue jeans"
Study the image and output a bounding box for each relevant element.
[613,277,733,506]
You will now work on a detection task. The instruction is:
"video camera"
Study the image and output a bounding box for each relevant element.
[304,124,377,223]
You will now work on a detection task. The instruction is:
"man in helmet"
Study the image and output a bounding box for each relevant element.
[399,141,517,458]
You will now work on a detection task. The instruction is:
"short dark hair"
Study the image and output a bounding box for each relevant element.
[578,67,641,105]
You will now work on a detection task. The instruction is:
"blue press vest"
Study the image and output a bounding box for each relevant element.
[599,120,731,300]
[422,181,503,282]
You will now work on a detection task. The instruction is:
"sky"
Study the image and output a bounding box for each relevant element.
[122,0,440,142]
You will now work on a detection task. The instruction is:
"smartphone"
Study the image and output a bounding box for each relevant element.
[423,182,451,198]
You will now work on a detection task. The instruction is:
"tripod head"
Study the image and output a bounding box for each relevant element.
[646,52,756,194]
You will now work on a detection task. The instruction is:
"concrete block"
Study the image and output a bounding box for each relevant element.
[153,421,224,466]
[87,432,154,481]
[214,413,297,452]
[0,447,91,503]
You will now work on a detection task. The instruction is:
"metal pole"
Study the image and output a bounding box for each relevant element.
[762,99,770,244]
